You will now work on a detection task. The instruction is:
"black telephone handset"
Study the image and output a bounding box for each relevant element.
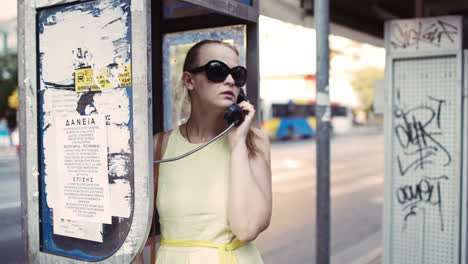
[223,89,247,126]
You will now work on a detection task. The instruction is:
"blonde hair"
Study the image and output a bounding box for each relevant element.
[172,78,190,126]
[176,40,261,157]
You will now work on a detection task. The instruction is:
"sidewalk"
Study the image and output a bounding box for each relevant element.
[331,231,382,264]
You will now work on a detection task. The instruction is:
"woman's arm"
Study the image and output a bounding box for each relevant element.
[228,127,272,242]
[133,132,169,263]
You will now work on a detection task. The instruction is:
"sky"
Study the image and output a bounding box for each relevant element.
[1,0,17,21]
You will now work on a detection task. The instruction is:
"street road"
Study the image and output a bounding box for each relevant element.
[253,129,384,264]
[0,128,384,264]
[0,150,22,264]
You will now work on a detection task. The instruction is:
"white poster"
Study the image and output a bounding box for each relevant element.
[53,213,103,243]
[55,114,111,224]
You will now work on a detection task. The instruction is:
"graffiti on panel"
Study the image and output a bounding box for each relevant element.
[396,175,448,231]
[393,96,451,176]
[390,17,460,52]
[393,95,451,231]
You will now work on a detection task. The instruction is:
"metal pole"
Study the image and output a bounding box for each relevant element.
[2,32,8,55]
[415,0,424,17]
[315,0,330,262]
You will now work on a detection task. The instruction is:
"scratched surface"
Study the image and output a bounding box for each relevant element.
[389,16,462,53]
[390,56,460,264]
[37,0,134,260]
[162,25,246,130]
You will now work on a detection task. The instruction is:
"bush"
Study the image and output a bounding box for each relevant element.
[0,54,18,117]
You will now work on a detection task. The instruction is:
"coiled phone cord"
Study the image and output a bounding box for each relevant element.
[153,123,236,164]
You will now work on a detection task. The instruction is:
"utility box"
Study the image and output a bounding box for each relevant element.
[383,16,468,264]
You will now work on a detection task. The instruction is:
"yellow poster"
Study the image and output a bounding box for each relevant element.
[75,64,132,92]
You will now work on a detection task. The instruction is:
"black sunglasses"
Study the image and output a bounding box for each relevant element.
[187,60,247,87]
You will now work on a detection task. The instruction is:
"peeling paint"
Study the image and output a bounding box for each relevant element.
[109,154,131,178]
[39,1,130,89]
[109,179,131,218]
[37,0,134,260]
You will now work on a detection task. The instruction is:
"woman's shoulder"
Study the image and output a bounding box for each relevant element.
[153,128,177,155]
[152,129,172,141]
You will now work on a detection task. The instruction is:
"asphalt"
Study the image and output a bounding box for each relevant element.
[0,146,17,160]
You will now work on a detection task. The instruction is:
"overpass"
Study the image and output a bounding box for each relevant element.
[260,0,468,47]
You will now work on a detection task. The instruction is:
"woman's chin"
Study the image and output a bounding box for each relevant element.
[214,100,234,109]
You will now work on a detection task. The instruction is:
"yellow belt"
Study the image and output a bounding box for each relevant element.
[160,238,248,264]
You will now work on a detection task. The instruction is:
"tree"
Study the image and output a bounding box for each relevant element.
[350,66,384,114]
[8,87,18,110]
[0,54,18,117]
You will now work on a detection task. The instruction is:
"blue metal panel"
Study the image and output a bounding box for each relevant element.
[236,0,252,5]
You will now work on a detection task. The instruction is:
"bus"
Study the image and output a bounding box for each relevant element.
[260,99,351,140]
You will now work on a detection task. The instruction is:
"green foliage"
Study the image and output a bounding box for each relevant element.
[350,66,384,113]
[0,53,18,117]
[8,87,18,110]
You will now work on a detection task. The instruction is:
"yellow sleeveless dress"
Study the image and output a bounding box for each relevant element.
[155,126,264,264]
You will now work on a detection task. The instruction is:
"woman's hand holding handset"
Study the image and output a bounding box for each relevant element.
[226,99,255,149]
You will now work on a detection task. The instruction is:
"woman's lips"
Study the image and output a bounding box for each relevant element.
[221,91,234,98]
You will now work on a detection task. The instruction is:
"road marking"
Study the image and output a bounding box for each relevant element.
[332,176,383,198]
[273,162,383,187]
[271,158,304,171]
[0,201,20,211]
[272,169,313,184]
[272,156,383,184]
[276,172,383,195]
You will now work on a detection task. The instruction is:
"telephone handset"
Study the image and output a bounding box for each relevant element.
[223,88,246,126]
[154,89,248,164]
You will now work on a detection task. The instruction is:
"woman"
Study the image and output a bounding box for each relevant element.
[137,39,272,264]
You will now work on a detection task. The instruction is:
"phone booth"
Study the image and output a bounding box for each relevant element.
[152,0,260,133]
[18,0,259,263]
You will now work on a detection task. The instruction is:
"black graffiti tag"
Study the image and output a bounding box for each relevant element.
[391,20,459,50]
[394,97,451,176]
[396,176,448,231]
